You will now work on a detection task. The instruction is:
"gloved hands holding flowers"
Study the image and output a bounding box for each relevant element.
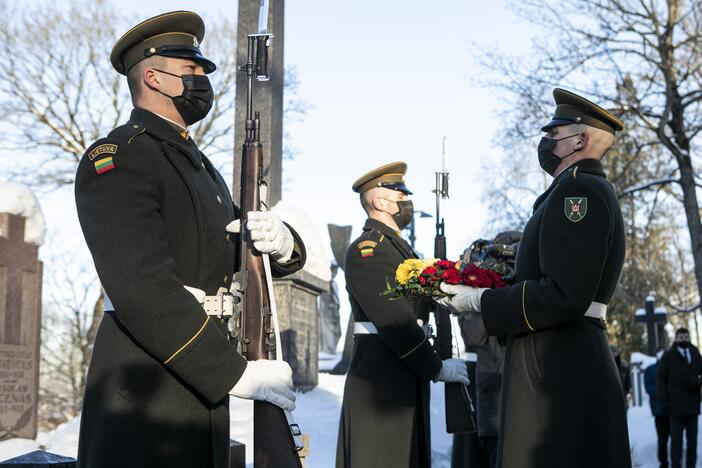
[383,258,507,315]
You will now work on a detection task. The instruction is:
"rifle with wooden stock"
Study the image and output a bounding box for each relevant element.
[234,1,303,466]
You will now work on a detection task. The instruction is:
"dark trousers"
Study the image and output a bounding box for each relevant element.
[670,414,698,468]
[655,415,670,467]
[479,436,498,468]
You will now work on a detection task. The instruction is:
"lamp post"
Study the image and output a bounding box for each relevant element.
[407,210,432,250]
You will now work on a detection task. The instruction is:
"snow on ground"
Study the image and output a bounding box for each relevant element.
[230,372,452,468]
[0,365,671,467]
[0,371,451,467]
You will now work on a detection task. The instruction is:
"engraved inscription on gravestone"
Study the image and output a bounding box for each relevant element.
[0,213,43,440]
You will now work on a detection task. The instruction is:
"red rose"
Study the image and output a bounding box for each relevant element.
[436,260,455,270]
[441,267,462,285]
[423,266,438,276]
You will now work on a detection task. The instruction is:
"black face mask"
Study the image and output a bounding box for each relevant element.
[154,69,214,125]
[537,133,580,176]
[678,340,691,349]
[391,200,414,230]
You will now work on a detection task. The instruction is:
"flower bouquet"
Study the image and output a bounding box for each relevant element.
[382,258,508,300]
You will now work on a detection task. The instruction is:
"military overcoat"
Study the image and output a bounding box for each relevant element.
[336,218,442,468]
[481,159,631,468]
[75,108,305,468]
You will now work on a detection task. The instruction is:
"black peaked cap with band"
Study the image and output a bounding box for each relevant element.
[541,88,624,134]
[352,161,413,195]
[110,10,216,75]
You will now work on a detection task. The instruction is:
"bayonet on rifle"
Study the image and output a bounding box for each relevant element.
[235,1,304,466]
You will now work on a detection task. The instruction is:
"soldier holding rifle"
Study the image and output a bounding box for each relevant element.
[336,162,469,468]
[75,11,305,468]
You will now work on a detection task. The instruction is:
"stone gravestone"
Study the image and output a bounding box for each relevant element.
[0,184,45,441]
[271,202,330,391]
[273,270,327,392]
[0,450,75,467]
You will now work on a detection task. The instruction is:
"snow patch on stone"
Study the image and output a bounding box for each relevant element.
[0,182,46,245]
[271,200,331,282]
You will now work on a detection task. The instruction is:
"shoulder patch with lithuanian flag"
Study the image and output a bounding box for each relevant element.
[89,143,118,174]
[358,240,377,258]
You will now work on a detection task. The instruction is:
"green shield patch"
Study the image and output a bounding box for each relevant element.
[564,197,588,222]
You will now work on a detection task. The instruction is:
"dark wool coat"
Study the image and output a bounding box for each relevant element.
[75,108,305,468]
[481,159,631,468]
[644,362,666,416]
[461,314,504,438]
[657,344,702,416]
[336,219,442,468]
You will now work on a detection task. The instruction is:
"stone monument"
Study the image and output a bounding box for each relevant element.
[271,202,330,391]
[0,183,45,441]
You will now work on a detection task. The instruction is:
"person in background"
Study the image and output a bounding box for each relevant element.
[645,346,670,468]
[658,328,702,468]
[612,346,632,407]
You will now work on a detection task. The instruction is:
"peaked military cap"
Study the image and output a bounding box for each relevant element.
[110,11,216,75]
[352,162,412,195]
[541,88,624,134]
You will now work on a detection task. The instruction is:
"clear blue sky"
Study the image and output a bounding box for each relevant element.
[42,0,536,258]
[36,0,539,344]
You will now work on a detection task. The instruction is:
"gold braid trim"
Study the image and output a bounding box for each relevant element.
[400,335,427,359]
[165,316,210,364]
[522,282,535,332]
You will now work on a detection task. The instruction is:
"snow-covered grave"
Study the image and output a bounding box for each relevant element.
[0,182,46,245]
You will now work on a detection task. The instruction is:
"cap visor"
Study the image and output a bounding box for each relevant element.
[540,118,575,132]
[382,183,412,195]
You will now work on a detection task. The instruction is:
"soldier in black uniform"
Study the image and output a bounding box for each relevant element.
[74,11,306,468]
[336,162,469,468]
[440,89,631,468]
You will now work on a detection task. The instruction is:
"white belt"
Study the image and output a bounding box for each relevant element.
[354,319,426,335]
[103,286,233,318]
[584,301,607,320]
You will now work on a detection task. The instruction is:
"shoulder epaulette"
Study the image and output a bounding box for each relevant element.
[108,122,146,144]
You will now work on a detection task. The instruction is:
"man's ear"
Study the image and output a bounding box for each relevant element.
[575,130,589,150]
[371,196,385,213]
[143,68,160,91]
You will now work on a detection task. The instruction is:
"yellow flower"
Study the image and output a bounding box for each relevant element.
[395,259,429,285]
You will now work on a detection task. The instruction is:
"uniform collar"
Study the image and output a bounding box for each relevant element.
[554,158,606,183]
[533,158,607,212]
[363,218,401,239]
[363,218,417,258]
[130,107,202,170]
[152,111,190,139]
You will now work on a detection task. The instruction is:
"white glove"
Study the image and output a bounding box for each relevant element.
[436,283,487,314]
[230,360,296,411]
[227,212,294,262]
[435,358,470,385]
